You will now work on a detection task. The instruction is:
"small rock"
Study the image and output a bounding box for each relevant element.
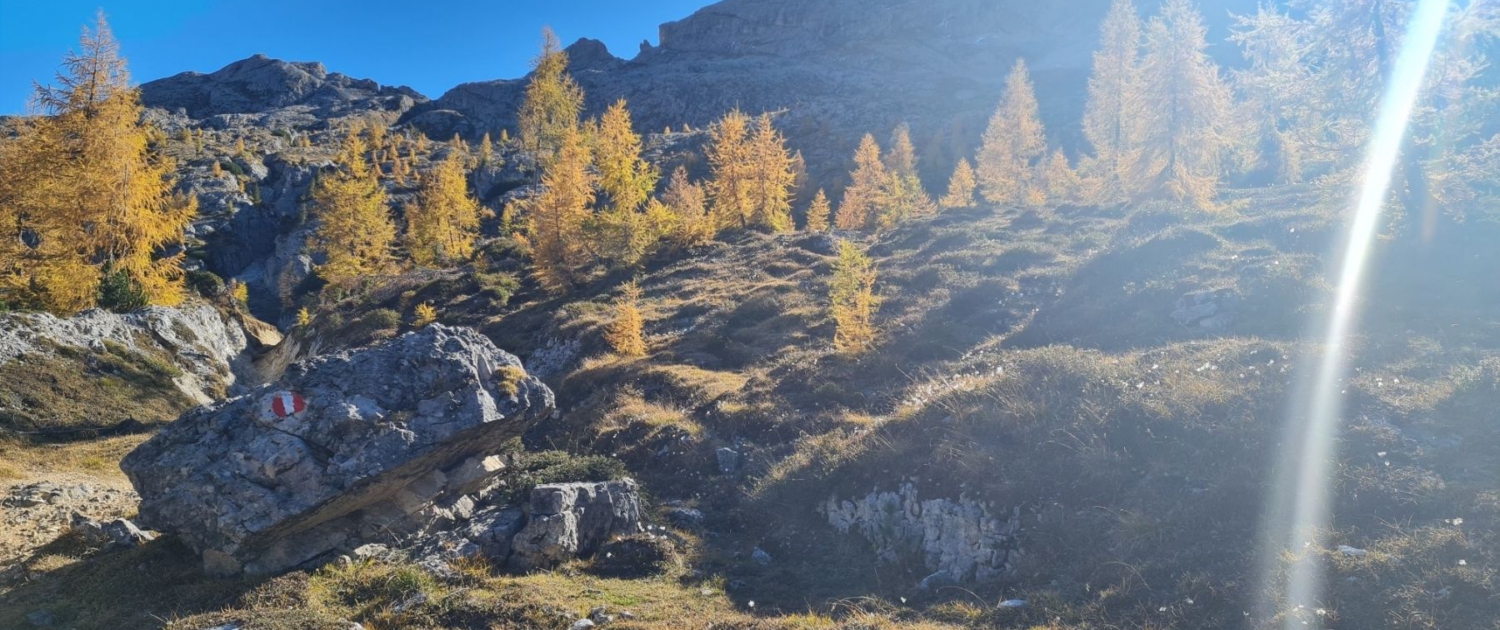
[391,591,427,614]
[716,447,740,475]
[918,569,958,591]
[25,610,54,627]
[352,543,393,561]
[103,518,156,548]
[998,599,1028,608]
[570,620,596,630]
[665,507,705,530]
[69,512,109,546]
[1337,545,1368,557]
[751,547,772,566]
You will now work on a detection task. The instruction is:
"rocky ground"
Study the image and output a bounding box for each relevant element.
[0,478,139,580]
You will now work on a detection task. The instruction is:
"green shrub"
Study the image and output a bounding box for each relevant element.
[186,270,226,298]
[477,271,520,304]
[98,266,148,312]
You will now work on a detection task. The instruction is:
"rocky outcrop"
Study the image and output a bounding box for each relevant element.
[823,482,1020,583]
[508,480,645,570]
[121,325,554,575]
[0,303,252,405]
[398,479,646,577]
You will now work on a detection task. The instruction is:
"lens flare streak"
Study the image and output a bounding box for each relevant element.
[1263,1,1450,626]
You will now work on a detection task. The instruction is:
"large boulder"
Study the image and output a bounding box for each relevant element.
[121,325,554,575]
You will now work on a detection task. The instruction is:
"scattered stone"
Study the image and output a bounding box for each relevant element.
[122,326,555,576]
[665,507,706,530]
[1170,288,1240,332]
[751,547,772,566]
[570,619,596,630]
[589,605,615,624]
[1338,545,1368,557]
[716,447,741,475]
[998,599,1028,608]
[70,512,110,546]
[103,518,156,548]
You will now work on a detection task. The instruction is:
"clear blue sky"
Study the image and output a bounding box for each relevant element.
[0,0,711,114]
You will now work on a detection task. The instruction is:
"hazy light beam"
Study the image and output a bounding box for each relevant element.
[1266,0,1449,625]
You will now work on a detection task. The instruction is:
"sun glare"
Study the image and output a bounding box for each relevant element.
[1259,0,1451,625]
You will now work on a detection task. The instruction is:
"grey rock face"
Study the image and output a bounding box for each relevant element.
[121,325,554,575]
[0,304,251,404]
[401,0,1164,187]
[823,482,1020,583]
[509,480,645,570]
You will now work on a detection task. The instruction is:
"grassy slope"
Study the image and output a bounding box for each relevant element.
[4,186,1498,628]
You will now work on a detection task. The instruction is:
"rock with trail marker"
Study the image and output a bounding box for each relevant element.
[121,325,554,575]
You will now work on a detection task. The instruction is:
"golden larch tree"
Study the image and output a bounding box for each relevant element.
[479,132,495,165]
[1135,0,1232,210]
[311,130,397,284]
[746,113,798,232]
[525,126,596,292]
[1039,149,1083,205]
[805,188,832,232]
[878,123,935,228]
[836,134,889,231]
[1083,0,1146,203]
[662,166,713,248]
[706,108,754,230]
[518,27,584,165]
[978,59,1047,206]
[407,149,485,267]
[594,100,658,215]
[0,13,195,313]
[940,158,978,209]
[592,99,662,268]
[829,240,880,354]
[605,281,647,357]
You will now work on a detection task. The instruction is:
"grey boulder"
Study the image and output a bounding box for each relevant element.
[121,325,553,575]
[508,480,645,570]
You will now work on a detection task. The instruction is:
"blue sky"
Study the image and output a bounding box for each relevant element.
[0,0,711,114]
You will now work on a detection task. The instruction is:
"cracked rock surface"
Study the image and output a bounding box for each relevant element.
[121,325,553,575]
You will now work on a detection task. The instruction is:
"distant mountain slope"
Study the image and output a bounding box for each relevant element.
[401,0,1256,184]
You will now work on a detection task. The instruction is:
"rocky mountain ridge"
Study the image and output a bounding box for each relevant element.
[141,53,426,124]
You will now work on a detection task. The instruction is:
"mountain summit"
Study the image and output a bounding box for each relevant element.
[141,53,426,120]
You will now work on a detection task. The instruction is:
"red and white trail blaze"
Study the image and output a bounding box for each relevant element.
[266,391,306,418]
